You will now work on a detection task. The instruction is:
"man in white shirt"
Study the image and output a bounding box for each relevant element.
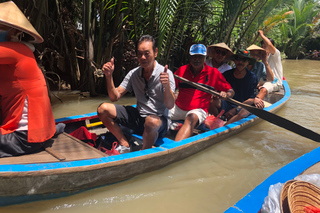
[255,30,283,102]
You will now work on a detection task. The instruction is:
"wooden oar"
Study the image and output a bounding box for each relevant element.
[174,74,320,142]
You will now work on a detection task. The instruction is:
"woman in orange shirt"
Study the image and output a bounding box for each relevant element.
[0,1,55,157]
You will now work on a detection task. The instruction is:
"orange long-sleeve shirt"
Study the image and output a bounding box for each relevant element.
[0,42,55,142]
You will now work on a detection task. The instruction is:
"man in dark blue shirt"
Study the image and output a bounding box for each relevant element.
[221,49,260,125]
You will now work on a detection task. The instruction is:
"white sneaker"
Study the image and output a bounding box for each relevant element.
[170,122,182,131]
[115,144,131,154]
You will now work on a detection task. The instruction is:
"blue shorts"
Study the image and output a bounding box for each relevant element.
[114,105,168,137]
[220,100,237,114]
[220,100,253,117]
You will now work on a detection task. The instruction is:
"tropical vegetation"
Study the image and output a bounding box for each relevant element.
[1,0,320,95]
[265,0,320,59]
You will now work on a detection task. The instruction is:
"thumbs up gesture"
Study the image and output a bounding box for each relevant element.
[163,65,168,73]
[102,58,115,78]
[160,65,169,86]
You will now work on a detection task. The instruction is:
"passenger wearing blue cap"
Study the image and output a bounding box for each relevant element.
[171,44,234,141]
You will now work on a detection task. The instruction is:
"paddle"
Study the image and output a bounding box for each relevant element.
[174,74,320,142]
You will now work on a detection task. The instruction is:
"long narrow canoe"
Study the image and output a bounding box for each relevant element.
[0,80,290,206]
[224,144,320,213]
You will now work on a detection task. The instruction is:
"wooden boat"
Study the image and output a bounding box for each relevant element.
[0,80,290,206]
[224,145,320,213]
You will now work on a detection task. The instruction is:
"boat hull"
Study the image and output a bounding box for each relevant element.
[0,81,290,206]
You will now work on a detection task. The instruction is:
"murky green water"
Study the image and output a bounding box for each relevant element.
[1,60,320,213]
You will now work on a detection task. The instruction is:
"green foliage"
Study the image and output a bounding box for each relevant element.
[8,0,320,94]
[266,0,320,58]
[127,0,213,68]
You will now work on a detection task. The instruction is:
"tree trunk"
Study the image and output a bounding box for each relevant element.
[82,0,97,96]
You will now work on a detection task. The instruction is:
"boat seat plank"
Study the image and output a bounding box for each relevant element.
[301,161,320,175]
[0,133,107,165]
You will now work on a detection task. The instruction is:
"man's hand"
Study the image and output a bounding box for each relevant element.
[254,97,264,109]
[219,91,227,100]
[102,58,115,78]
[258,30,264,37]
[161,65,175,109]
[160,65,170,88]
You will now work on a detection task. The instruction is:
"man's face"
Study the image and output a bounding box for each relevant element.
[212,47,228,64]
[137,41,157,70]
[189,54,205,69]
[233,56,250,71]
[250,50,261,60]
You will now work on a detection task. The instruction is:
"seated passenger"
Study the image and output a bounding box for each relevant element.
[0,1,56,157]
[205,42,233,73]
[247,44,274,108]
[255,30,283,102]
[219,50,260,125]
[247,44,268,86]
[97,35,175,152]
[171,44,234,141]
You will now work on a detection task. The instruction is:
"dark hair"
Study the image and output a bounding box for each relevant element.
[261,37,275,46]
[136,35,157,53]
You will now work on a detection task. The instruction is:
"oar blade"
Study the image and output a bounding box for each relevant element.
[244,106,320,142]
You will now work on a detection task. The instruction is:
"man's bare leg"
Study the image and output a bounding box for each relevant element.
[208,98,221,116]
[141,115,162,150]
[225,109,250,125]
[97,103,129,147]
[175,113,199,141]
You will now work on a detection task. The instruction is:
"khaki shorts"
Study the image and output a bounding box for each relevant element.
[262,82,281,94]
[170,104,207,126]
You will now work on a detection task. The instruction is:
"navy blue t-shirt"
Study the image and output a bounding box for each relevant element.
[223,68,258,103]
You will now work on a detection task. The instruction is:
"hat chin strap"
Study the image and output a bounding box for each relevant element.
[9,30,23,42]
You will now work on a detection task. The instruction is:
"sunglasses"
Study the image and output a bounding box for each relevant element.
[144,81,149,100]
[233,56,249,62]
[215,49,227,56]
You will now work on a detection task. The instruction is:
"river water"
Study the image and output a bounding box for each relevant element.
[2,60,320,213]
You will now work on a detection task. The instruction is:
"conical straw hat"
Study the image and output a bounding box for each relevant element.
[247,44,265,52]
[207,42,233,58]
[0,1,43,43]
[287,180,320,213]
[280,180,296,213]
